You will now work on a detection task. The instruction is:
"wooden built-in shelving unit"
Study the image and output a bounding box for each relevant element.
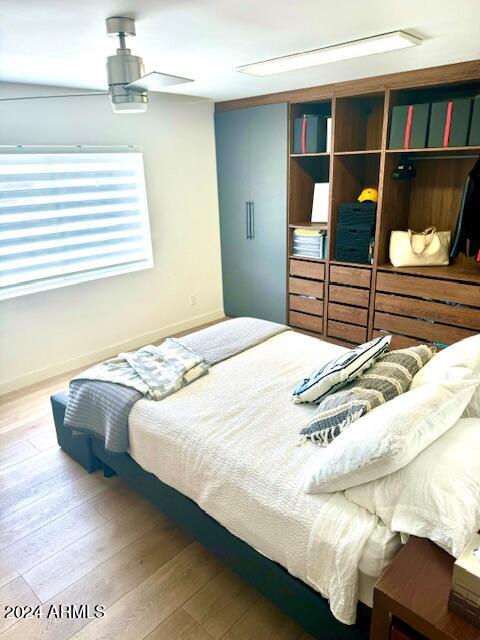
[215,61,480,349]
[285,67,480,348]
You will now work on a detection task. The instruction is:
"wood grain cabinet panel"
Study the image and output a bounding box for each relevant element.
[330,265,371,289]
[288,277,324,299]
[289,259,325,281]
[329,285,369,308]
[371,536,480,640]
[289,311,323,333]
[328,303,368,327]
[289,295,323,316]
[327,320,367,344]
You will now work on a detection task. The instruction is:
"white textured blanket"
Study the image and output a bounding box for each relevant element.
[66,317,288,453]
[128,331,394,624]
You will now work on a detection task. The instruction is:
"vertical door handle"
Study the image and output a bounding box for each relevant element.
[245,201,250,239]
[250,201,255,239]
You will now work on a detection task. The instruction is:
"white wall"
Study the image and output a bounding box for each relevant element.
[0,82,224,394]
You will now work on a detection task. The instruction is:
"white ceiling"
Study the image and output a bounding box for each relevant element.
[0,0,479,103]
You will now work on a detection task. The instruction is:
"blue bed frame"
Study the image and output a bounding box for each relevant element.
[51,391,370,640]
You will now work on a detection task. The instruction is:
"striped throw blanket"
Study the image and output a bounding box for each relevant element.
[73,339,209,401]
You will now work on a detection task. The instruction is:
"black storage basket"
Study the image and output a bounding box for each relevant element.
[338,202,376,227]
[335,224,373,264]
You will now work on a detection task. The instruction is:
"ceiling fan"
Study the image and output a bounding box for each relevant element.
[0,16,194,113]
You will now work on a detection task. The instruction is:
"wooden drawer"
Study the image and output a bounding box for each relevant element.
[289,259,325,281]
[328,303,368,327]
[374,312,476,346]
[390,621,425,640]
[372,331,425,350]
[376,271,480,308]
[329,284,369,308]
[289,294,323,316]
[391,627,416,640]
[330,265,371,289]
[289,311,323,334]
[327,319,367,344]
[289,277,323,299]
[375,293,480,331]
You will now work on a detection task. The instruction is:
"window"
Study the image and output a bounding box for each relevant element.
[0,148,153,300]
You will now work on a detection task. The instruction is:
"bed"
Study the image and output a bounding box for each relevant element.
[51,324,478,639]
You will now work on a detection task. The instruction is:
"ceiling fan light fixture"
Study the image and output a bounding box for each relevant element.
[237,31,422,76]
[108,74,148,113]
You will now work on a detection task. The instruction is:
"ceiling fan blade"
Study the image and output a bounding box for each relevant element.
[126,71,193,93]
[0,92,108,102]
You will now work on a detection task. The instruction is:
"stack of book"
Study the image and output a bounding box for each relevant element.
[292,228,327,259]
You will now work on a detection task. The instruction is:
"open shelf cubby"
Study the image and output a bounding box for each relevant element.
[288,155,330,226]
[334,93,385,152]
[387,82,480,152]
[289,100,332,158]
[329,153,380,261]
[377,152,479,270]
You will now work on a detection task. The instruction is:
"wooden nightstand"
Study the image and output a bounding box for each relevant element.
[370,536,480,640]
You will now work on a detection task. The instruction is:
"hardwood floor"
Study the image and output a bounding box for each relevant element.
[0,342,314,639]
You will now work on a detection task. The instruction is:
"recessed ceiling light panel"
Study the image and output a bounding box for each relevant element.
[236,31,422,76]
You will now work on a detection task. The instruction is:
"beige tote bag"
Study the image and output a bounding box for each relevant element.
[389,226,451,267]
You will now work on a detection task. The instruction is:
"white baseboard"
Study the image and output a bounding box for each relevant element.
[0,308,225,396]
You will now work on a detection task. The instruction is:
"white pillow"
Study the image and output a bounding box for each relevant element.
[411,334,480,417]
[292,335,390,403]
[345,418,480,558]
[303,378,478,494]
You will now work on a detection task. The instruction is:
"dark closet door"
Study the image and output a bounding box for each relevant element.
[248,103,287,324]
[215,107,254,318]
[215,103,287,323]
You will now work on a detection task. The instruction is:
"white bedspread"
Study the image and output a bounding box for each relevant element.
[128,331,399,624]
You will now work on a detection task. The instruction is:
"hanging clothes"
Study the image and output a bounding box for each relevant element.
[450,158,480,260]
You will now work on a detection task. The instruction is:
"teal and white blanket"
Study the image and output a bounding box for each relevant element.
[76,338,209,401]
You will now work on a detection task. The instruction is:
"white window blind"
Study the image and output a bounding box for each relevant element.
[0,149,153,300]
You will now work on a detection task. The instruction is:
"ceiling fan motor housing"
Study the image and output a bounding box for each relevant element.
[106,53,148,111]
[106,16,148,111]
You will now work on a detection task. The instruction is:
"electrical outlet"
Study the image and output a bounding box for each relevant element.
[189,295,197,306]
